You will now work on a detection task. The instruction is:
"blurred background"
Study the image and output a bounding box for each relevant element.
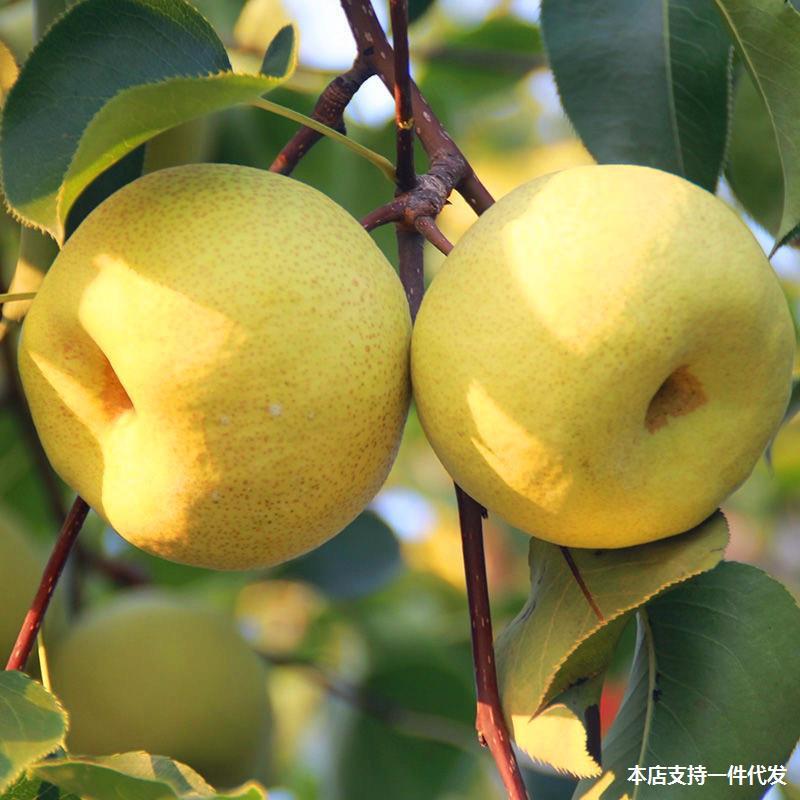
[0,1,798,798]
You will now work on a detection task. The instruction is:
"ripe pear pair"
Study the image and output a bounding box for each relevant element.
[20,163,794,566]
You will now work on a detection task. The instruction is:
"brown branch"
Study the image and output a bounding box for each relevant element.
[341,3,528,797]
[76,547,150,588]
[456,486,530,800]
[6,496,89,671]
[415,216,453,256]
[390,0,415,193]
[264,652,478,751]
[360,162,467,232]
[269,58,373,176]
[361,197,405,232]
[339,0,494,216]
[388,0,425,322]
[396,225,424,320]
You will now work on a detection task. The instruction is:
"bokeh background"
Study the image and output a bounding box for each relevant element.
[0,1,798,798]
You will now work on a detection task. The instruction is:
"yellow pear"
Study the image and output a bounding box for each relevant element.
[19,164,411,569]
[50,592,272,788]
[412,165,795,548]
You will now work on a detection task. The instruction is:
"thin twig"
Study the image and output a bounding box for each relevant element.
[264,652,478,752]
[390,0,416,193]
[396,225,425,320]
[339,0,493,216]
[415,216,453,256]
[269,57,374,176]
[6,496,89,671]
[361,198,406,231]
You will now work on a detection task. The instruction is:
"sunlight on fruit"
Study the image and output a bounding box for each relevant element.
[427,138,593,274]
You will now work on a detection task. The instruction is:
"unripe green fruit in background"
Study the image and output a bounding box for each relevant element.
[0,512,45,664]
[19,164,411,570]
[412,164,795,548]
[50,593,272,788]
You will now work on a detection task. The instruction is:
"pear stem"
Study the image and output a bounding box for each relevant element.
[5,497,89,671]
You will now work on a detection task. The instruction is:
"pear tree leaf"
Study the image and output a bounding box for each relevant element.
[575,562,800,799]
[726,71,784,237]
[541,0,732,191]
[3,772,80,800]
[30,753,267,800]
[0,0,297,242]
[278,511,401,600]
[713,0,800,247]
[0,672,68,792]
[495,513,728,777]
[408,0,436,23]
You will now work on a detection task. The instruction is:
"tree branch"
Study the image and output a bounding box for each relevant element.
[389,0,425,321]
[5,496,89,671]
[415,216,453,256]
[269,58,374,176]
[390,0,415,193]
[456,487,530,799]
[342,2,528,798]
[339,0,494,215]
[264,652,478,752]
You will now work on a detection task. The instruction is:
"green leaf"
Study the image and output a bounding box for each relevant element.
[541,0,732,191]
[30,753,266,800]
[726,71,784,237]
[408,0,436,23]
[0,0,296,242]
[495,513,728,777]
[278,511,401,600]
[3,772,79,800]
[0,672,67,792]
[713,0,800,247]
[575,562,800,799]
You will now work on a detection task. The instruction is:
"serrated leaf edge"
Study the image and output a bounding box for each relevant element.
[500,515,729,778]
[0,674,70,793]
